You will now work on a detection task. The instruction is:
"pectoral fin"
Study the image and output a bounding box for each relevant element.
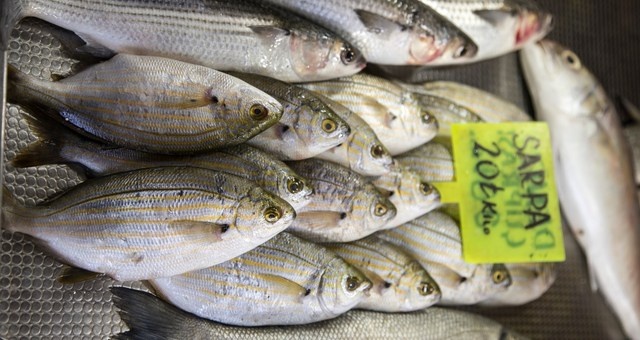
[354,10,404,37]
[75,33,116,59]
[473,9,513,26]
[292,211,344,230]
[250,26,291,43]
[258,273,308,303]
[57,266,102,284]
[169,220,227,241]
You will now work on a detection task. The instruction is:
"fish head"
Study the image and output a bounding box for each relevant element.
[288,25,366,81]
[318,258,372,315]
[275,171,314,211]
[352,185,397,231]
[401,261,442,309]
[234,187,296,241]
[230,85,284,131]
[354,138,393,176]
[489,264,513,290]
[397,167,441,214]
[505,0,554,46]
[294,96,351,153]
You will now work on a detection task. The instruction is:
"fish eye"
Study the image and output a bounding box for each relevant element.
[418,282,436,296]
[249,104,269,121]
[321,119,337,133]
[340,47,357,65]
[263,206,282,223]
[561,50,581,70]
[419,182,433,196]
[370,144,386,159]
[286,177,304,194]
[374,202,388,216]
[492,270,507,284]
[422,112,436,125]
[454,45,468,58]
[345,276,362,291]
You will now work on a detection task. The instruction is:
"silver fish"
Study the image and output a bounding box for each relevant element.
[300,74,438,155]
[12,111,313,211]
[111,287,528,339]
[7,54,282,154]
[377,211,512,305]
[411,92,483,137]
[326,236,441,312]
[396,142,455,182]
[230,73,351,161]
[1,167,296,281]
[149,233,372,326]
[261,0,477,65]
[287,159,397,242]
[479,263,556,306]
[0,0,365,82]
[372,160,441,229]
[313,95,394,177]
[521,39,640,338]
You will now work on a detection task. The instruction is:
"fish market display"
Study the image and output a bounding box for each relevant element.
[314,95,394,177]
[300,74,438,155]
[149,233,371,326]
[0,0,366,82]
[287,159,396,242]
[12,112,313,211]
[479,263,556,307]
[372,161,441,229]
[396,142,454,182]
[521,39,640,338]
[262,0,477,65]
[326,236,441,312]
[7,54,283,154]
[1,167,296,281]
[378,211,512,304]
[111,287,527,340]
[230,73,351,161]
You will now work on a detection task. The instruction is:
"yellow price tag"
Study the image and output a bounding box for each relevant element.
[433,123,565,263]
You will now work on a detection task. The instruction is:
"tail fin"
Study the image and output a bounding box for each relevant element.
[110,287,198,340]
[11,110,72,168]
[0,0,24,50]
[1,185,29,232]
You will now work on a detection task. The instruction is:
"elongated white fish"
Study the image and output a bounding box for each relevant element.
[521,39,640,339]
[0,0,365,82]
[1,167,296,281]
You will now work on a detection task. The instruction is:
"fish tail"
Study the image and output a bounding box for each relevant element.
[110,287,195,340]
[12,110,71,168]
[0,0,25,50]
[1,186,29,232]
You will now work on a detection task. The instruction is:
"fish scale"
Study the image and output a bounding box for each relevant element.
[396,142,454,182]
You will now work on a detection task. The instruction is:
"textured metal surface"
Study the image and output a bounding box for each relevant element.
[1,2,639,339]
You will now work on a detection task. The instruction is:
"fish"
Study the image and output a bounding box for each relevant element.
[419,0,552,64]
[521,39,640,338]
[377,211,512,305]
[0,0,366,82]
[148,232,371,326]
[286,159,396,242]
[410,92,483,137]
[11,111,313,211]
[478,263,556,306]
[111,287,527,339]
[624,124,640,184]
[372,160,441,229]
[229,73,351,161]
[7,54,283,154]
[261,0,477,66]
[300,74,439,155]
[325,236,441,312]
[1,166,296,281]
[396,142,455,182]
[313,95,394,177]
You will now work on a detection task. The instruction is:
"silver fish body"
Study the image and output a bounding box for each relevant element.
[7,54,283,154]
[1,0,366,82]
[326,236,441,312]
[12,112,313,211]
[396,142,454,182]
[378,211,512,305]
[314,95,394,177]
[372,160,441,229]
[111,287,527,340]
[149,232,372,326]
[410,92,483,137]
[521,40,640,338]
[230,73,351,161]
[479,263,556,306]
[300,74,438,155]
[1,167,296,281]
[287,159,397,242]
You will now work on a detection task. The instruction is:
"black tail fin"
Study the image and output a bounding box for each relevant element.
[0,0,24,50]
[11,110,74,168]
[1,185,29,232]
[110,287,197,340]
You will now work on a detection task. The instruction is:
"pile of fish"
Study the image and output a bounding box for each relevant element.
[14,0,638,338]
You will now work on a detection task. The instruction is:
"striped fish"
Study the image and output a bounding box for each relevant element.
[149,232,371,326]
[230,73,351,161]
[396,142,455,182]
[1,167,296,281]
[479,263,556,306]
[286,159,396,243]
[314,95,394,177]
[372,160,441,229]
[411,92,482,137]
[300,74,438,155]
[7,54,282,154]
[377,211,512,305]
[0,0,366,82]
[326,236,441,312]
[11,112,313,211]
